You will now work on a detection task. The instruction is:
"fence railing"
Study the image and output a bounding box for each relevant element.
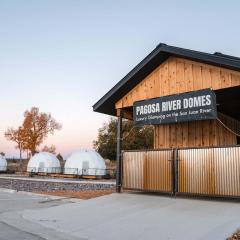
[27,167,116,178]
[0,165,7,172]
[123,145,240,198]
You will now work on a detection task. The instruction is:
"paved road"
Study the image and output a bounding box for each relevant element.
[0,189,240,240]
[0,189,83,240]
[24,193,240,240]
[0,222,45,240]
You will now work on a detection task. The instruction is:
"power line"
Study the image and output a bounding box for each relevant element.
[217,117,240,137]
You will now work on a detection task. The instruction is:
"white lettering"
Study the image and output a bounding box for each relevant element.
[162,100,182,111]
[206,95,211,105]
[183,95,212,109]
[136,106,141,115]
[137,103,161,115]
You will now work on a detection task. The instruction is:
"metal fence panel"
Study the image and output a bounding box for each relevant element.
[178,146,240,197]
[123,146,240,198]
[123,151,144,190]
[123,150,173,192]
[213,147,240,196]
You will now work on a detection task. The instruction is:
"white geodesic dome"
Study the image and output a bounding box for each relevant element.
[64,149,106,176]
[27,152,61,173]
[0,155,7,172]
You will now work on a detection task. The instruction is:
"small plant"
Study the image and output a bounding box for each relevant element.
[227,229,240,240]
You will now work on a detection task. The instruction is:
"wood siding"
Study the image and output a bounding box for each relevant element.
[115,57,240,148]
[154,119,237,149]
[116,57,240,109]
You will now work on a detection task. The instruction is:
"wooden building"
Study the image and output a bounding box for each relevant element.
[93,44,240,197]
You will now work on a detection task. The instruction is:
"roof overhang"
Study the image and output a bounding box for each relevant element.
[93,43,240,116]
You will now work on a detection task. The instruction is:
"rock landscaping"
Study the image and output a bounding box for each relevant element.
[0,178,115,193]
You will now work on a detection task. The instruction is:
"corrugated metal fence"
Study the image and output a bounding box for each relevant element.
[123,145,240,198]
[123,149,173,193]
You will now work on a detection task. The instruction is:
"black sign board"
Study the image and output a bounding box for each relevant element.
[133,89,217,127]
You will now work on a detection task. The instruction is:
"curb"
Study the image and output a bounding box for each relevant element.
[0,187,16,194]
[0,187,82,202]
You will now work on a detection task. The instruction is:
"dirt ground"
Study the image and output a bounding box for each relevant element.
[37,189,115,200]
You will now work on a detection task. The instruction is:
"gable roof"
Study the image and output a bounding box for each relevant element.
[93,43,240,116]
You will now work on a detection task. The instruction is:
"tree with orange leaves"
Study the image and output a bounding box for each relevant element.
[5,107,62,157]
[41,145,56,154]
[5,126,27,159]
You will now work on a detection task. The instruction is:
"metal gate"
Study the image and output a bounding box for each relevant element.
[178,146,240,198]
[123,149,174,193]
[122,145,240,198]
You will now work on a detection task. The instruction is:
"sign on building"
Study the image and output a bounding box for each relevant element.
[133,89,217,127]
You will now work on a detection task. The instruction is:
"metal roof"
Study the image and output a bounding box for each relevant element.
[93,43,240,116]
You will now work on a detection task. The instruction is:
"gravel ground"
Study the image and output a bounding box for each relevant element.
[0,178,115,192]
[39,189,114,199]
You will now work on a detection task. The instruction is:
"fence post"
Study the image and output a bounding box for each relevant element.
[116,110,123,193]
[171,149,175,195]
[174,149,179,196]
[171,149,179,196]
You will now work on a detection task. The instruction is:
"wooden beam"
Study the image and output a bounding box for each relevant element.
[116,108,133,120]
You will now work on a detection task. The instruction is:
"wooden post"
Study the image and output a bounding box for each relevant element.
[116,109,123,193]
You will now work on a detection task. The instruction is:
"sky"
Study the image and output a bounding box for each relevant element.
[1,0,240,158]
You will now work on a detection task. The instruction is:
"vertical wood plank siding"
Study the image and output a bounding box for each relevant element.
[116,57,240,109]
[178,146,240,197]
[154,118,237,149]
[115,57,240,148]
[123,150,173,192]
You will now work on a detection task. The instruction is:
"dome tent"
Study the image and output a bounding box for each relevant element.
[27,152,61,173]
[0,155,7,172]
[64,149,106,176]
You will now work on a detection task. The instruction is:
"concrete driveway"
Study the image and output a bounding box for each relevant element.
[23,192,240,240]
[0,189,239,240]
[0,189,82,240]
